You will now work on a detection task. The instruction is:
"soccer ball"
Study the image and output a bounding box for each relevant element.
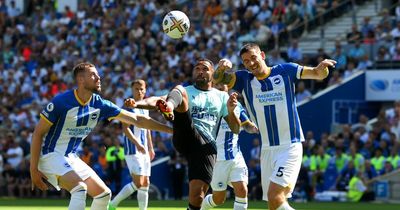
[162,10,190,39]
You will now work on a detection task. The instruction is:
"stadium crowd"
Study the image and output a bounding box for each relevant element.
[0,0,399,201]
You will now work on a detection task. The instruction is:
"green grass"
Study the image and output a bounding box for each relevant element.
[0,198,398,210]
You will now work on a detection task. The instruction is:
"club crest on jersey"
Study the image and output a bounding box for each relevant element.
[91,113,98,120]
[273,77,281,85]
[47,103,54,112]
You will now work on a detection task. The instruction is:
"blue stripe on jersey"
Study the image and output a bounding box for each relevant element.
[264,105,280,146]
[65,137,82,156]
[224,132,234,160]
[82,105,89,126]
[284,76,300,143]
[42,116,66,155]
[140,130,145,145]
[244,79,259,126]
[76,106,83,126]
[259,79,273,91]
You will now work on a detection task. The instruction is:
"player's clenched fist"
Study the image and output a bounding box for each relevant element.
[124,98,136,108]
[217,58,233,71]
[227,92,238,113]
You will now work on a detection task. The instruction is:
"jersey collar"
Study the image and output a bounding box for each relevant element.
[74,89,92,106]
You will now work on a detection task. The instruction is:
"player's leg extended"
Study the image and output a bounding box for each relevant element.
[85,173,112,210]
[58,171,87,210]
[232,181,248,210]
[268,183,293,210]
[267,144,302,210]
[188,179,210,210]
[109,173,140,209]
[135,175,150,210]
[201,190,226,210]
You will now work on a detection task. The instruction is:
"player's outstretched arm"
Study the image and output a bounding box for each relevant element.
[30,118,52,191]
[213,58,236,89]
[124,95,167,110]
[122,123,146,154]
[301,59,337,80]
[224,92,241,134]
[116,109,173,134]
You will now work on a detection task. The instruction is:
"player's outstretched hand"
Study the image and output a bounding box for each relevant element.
[227,92,238,113]
[217,58,233,71]
[124,98,136,108]
[156,99,174,121]
[30,168,49,191]
[317,59,337,70]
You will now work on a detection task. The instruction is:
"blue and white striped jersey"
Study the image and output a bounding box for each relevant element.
[123,107,149,155]
[215,103,250,161]
[40,89,121,156]
[232,63,305,149]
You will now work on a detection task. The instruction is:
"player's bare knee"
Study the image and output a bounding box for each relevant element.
[234,185,248,198]
[70,182,87,193]
[93,188,111,201]
[212,194,226,205]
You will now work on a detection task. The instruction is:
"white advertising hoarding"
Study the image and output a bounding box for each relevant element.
[366,70,400,101]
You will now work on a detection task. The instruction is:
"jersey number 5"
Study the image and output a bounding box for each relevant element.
[276,167,284,177]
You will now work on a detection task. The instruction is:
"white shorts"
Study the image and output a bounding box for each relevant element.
[210,155,248,191]
[125,154,151,176]
[261,143,302,201]
[38,152,96,191]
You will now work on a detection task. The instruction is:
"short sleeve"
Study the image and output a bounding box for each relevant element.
[40,96,64,125]
[278,63,303,81]
[232,70,249,92]
[237,103,250,124]
[99,97,122,121]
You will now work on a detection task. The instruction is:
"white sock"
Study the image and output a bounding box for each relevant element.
[234,196,248,210]
[110,182,137,207]
[277,202,295,210]
[201,194,217,210]
[137,186,149,210]
[91,189,111,210]
[69,183,87,210]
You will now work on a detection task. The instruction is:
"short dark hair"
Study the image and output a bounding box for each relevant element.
[73,62,95,80]
[239,43,261,56]
[131,79,146,87]
[195,58,214,68]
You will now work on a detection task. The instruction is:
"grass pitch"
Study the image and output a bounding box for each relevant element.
[0,198,398,210]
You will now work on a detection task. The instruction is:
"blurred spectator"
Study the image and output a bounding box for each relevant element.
[390,21,400,39]
[370,148,386,174]
[376,45,391,61]
[360,17,374,38]
[343,61,360,79]
[347,171,375,202]
[356,55,372,70]
[331,44,347,70]
[287,39,303,62]
[347,24,363,44]
[335,160,356,191]
[248,159,262,200]
[253,20,272,43]
[106,139,125,193]
[250,138,261,162]
[386,146,400,169]
[327,70,342,86]
[4,137,23,169]
[295,81,311,103]
[168,151,187,200]
[267,49,286,66]
[256,1,272,23]
[347,41,366,61]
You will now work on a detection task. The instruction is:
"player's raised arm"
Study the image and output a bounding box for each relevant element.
[301,59,337,80]
[124,96,167,110]
[213,58,236,89]
[30,117,52,191]
[116,109,173,134]
[121,123,146,154]
[224,92,241,134]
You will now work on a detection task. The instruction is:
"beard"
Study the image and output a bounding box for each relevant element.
[85,84,101,93]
